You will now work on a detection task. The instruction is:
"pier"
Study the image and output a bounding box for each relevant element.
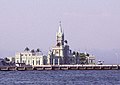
[0,65,119,71]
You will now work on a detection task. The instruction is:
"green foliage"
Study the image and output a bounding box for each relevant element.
[31,49,35,53]
[80,53,86,60]
[36,48,40,52]
[80,53,86,57]
[24,47,30,51]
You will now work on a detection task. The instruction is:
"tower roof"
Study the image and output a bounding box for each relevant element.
[58,21,62,33]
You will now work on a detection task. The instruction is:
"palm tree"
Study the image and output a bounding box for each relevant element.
[80,53,86,60]
[31,49,35,53]
[24,47,30,51]
[36,48,40,52]
[80,53,86,64]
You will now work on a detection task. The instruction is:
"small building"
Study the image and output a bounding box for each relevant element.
[8,48,47,66]
[86,55,96,65]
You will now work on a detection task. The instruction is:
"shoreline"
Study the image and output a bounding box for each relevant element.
[0,65,119,71]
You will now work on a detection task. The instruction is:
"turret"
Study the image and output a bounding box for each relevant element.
[56,21,64,46]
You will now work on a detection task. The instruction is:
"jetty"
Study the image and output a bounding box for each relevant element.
[0,65,119,71]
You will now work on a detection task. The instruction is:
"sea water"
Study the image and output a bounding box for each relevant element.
[0,70,120,85]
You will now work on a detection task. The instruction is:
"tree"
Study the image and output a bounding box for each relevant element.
[86,53,89,56]
[31,49,35,53]
[80,53,86,60]
[24,47,30,51]
[80,53,86,64]
[36,48,40,52]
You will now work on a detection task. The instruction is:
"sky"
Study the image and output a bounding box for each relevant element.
[0,0,120,64]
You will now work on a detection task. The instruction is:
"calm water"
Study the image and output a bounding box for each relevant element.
[0,70,120,85]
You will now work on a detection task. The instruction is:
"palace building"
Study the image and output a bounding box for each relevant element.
[47,22,74,65]
[7,48,47,66]
[47,22,95,65]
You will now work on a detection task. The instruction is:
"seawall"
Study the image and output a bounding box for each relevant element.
[0,65,119,71]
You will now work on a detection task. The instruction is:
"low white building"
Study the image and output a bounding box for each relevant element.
[8,48,47,66]
[86,55,96,65]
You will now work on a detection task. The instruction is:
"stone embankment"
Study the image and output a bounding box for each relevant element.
[0,65,119,71]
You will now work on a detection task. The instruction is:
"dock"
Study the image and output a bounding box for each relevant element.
[0,65,119,71]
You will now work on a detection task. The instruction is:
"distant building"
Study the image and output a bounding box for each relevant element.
[86,55,96,64]
[47,22,96,65]
[0,58,15,66]
[47,22,74,65]
[8,48,47,66]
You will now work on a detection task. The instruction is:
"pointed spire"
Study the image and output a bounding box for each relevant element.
[58,21,62,33]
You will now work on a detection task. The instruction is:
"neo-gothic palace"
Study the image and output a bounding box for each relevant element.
[47,22,73,65]
[47,22,95,65]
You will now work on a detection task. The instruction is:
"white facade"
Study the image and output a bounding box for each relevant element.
[47,22,96,65]
[47,22,74,65]
[86,55,96,64]
[15,51,47,66]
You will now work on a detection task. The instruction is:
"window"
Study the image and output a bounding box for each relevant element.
[17,60,19,63]
[33,60,34,65]
[36,60,40,65]
[36,61,38,65]
[55,58,58,65]
[39,60,40,65]
[55,50,59,54]
[28,60,30,64]
[23,60,26,63]
[20,54,23,56]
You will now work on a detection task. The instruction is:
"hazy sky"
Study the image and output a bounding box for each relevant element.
[0,0,120,64]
